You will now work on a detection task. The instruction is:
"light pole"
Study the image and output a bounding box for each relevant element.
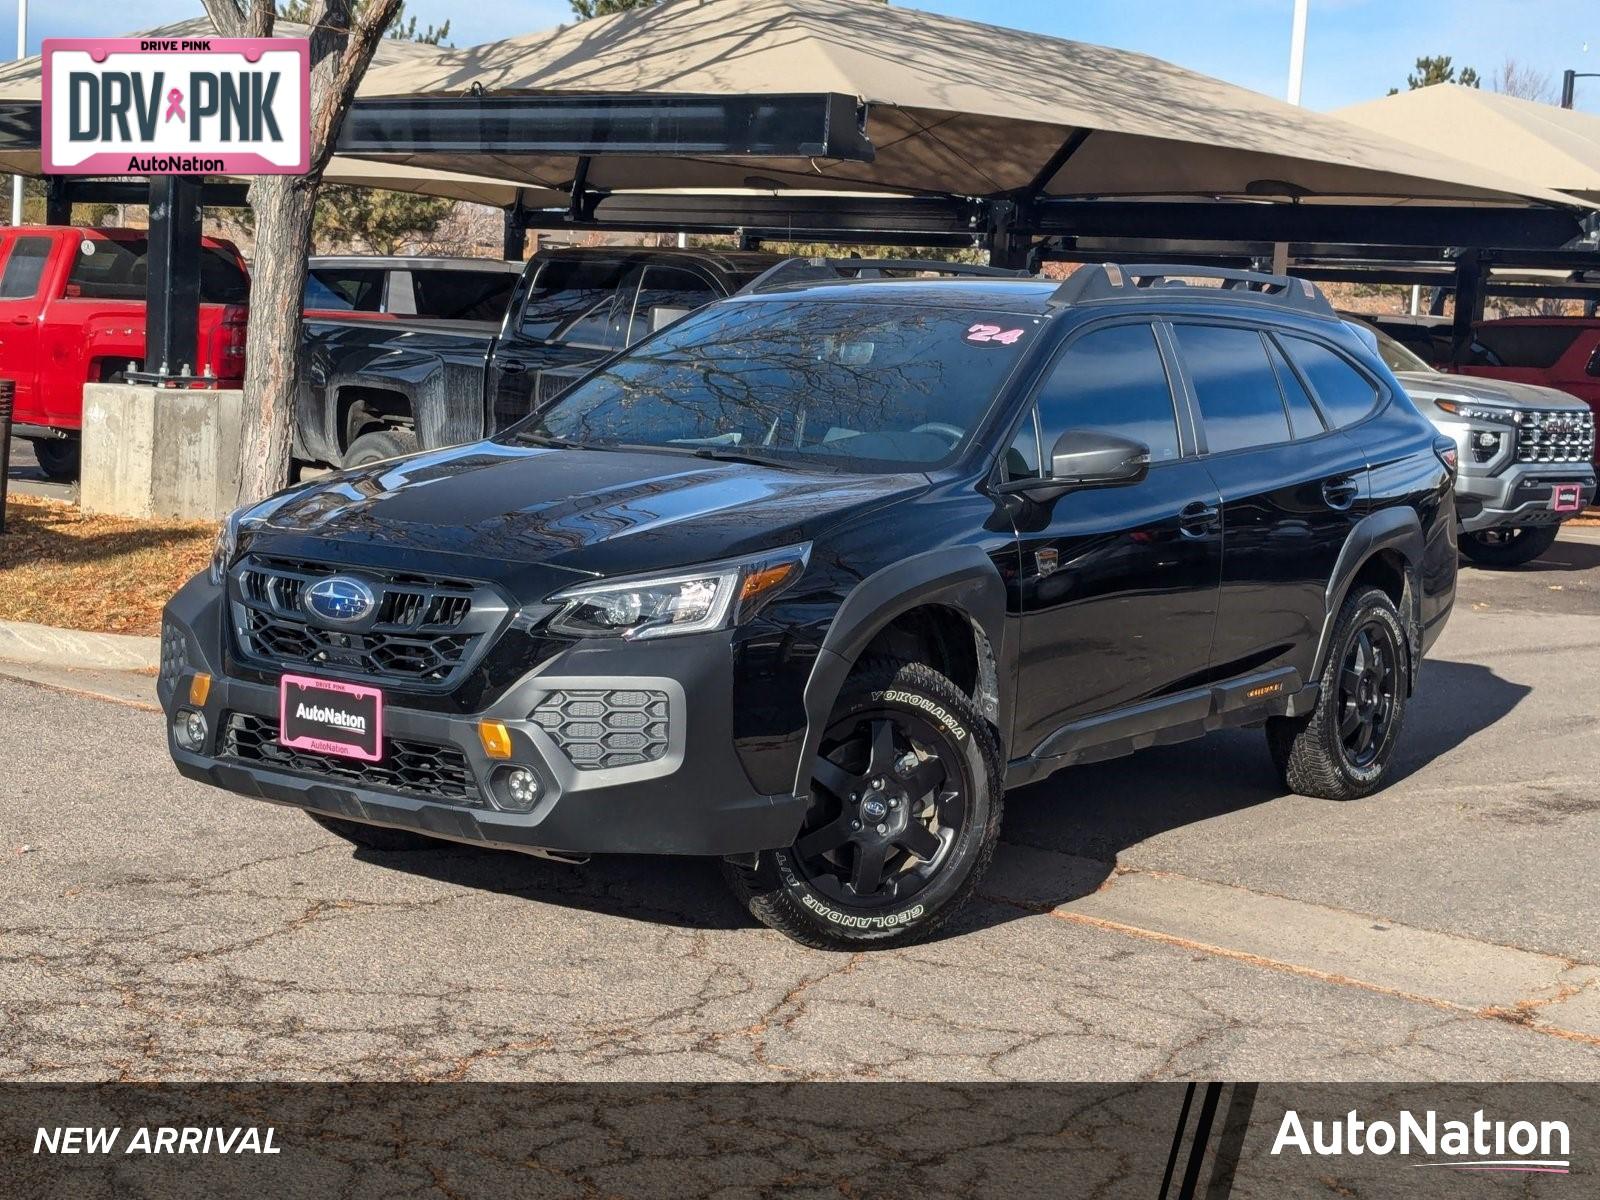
[1273,0,1309,277]
[10,0,24,227]
[1561,69,1599,109]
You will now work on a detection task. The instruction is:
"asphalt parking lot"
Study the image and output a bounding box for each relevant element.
[3,529,1599,1082]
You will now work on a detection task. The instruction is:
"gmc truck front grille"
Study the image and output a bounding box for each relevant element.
[220,712,483,805]
[231,556,508,690]
[1516,410,1595,465]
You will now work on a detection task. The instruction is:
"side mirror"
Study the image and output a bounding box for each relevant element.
[1048,430,1150,487]
[649,305,695,333]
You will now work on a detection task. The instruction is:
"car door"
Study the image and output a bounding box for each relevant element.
[1171,321,1371,688]
[0,233,52,423]
[487,256,634,433]
[1009,320,1224,757]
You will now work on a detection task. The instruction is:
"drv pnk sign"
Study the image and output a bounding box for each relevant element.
[43,38,309,175]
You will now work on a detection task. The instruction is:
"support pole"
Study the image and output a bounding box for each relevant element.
[986,200,1030,270]
[1449,252,1485,365]
[9,0,23,227]
[135,175,204,384]
[502,200,528,262]
[43,176,69,225]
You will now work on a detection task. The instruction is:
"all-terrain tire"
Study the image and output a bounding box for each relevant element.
[342,428,419,469]
[724,657,1003,951]
[1266,587,1409,801]
[1459,524,1560,569]
[306,811,440,852]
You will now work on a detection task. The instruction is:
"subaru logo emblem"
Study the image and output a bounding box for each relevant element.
[305,576,376,624]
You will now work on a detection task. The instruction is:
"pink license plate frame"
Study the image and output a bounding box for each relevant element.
[1552,484,1583,514]
[278,674,383,762]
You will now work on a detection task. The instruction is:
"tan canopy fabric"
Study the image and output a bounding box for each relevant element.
[351,0,1585,210]
[1337,85,1600,204]
[1,3,1587,213]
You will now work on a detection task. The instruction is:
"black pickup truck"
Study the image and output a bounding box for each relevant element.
[293,247,784,468]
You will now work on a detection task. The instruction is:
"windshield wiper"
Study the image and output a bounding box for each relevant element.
[688,446,799,470]
[515,432,591,450]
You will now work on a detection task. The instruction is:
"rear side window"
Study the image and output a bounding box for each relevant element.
[67,238,248,305]
[517,258,632,343]
[0,236,51,299]
[627,265,718,344]
[1173,324,1290,453]
[305,268,385,311]
[1034,323,1181,463]
[1468,324,1583,369]
[410,269,517,321]
[1265,338,1326,440]
[1281,336,1379,428]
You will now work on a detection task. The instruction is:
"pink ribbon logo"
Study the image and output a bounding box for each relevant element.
[164,88,185,123]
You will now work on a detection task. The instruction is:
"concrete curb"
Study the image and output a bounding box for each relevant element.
[0,620,160,673]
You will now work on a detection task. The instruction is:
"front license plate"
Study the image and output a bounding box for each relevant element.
[1552,483,1584,514]
[279,674,383,761]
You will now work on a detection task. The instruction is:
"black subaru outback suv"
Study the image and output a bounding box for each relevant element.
[160,263,1457,949]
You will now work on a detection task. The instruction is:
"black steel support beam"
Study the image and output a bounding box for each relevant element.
[44,177,70,225]
[1450,251,1486,362]
[1031,200,1587,252]
[986,198,1031,269]
[337,93,874,161]
[134,176,205,383]
[502,193,529,261]
[35,176,252,211]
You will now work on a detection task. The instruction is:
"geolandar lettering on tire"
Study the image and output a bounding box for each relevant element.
[874,689,968,741]
[776,853,927,929]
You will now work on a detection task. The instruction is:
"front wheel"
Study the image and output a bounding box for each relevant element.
[724,658,1003,950]
[30,438,80,482]
[342,428,419,470]
[1459,524,1560,568]
[1266,587,1409,801]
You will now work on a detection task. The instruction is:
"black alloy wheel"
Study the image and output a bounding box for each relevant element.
[1337,618,1401,770]
[792,709,967,909]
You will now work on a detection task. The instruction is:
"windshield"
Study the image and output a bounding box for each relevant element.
[502,298,1042,472]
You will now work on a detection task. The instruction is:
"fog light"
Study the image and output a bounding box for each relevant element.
[174,708,208,752]
[495,766,542,812]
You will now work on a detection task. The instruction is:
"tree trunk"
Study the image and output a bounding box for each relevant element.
[235,176,318,501]
[202,0,400,505]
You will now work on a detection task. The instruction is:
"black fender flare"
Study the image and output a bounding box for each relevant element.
[1311,506,1425,688]
[792,546,1012,797]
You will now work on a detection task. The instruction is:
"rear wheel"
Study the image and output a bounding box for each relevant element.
[30,438,80,482]
[724,658,1002,950]
[342,428,418,469]
[1459,524,1560,568]
[1267,587,1408,801]
[306,811,439,852]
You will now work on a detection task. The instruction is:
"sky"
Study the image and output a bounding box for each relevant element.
[3,0,1597,114]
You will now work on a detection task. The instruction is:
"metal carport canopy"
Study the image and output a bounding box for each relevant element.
[350,0,1584,211]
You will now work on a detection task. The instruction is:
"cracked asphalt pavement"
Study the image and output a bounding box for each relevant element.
[3,530,1599,1082]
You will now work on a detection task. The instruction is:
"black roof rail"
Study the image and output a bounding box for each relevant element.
[736,256,1030,295]
[1048,262,1336,318]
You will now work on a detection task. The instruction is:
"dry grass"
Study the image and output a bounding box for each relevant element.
[0,494,216,637]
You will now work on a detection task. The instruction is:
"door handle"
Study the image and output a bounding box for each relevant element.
[1321,476,1359,511]
[1178,501,1219,537]
[9,315,29,326]
[497,361,527,375]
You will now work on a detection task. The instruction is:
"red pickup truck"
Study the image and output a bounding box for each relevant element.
[0,226,249,479]
[1452,317,1600,460]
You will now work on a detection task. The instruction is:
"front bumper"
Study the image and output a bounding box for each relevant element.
[158,574,809,857]
[1454,463,1595,533]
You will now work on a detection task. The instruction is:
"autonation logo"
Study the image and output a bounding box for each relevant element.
[1272,1108,1571,1174]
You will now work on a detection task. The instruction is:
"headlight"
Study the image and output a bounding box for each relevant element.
[208,508,245,585]
[547,543,810,640]
[1434,398,1518,424]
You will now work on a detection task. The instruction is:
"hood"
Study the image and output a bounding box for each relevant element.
[240,440,925,594]
[1394,370,1590,413]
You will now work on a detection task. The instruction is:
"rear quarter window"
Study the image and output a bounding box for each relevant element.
[0,236,51,299]
[1280,336,1380,428]
[68,237,248,305]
